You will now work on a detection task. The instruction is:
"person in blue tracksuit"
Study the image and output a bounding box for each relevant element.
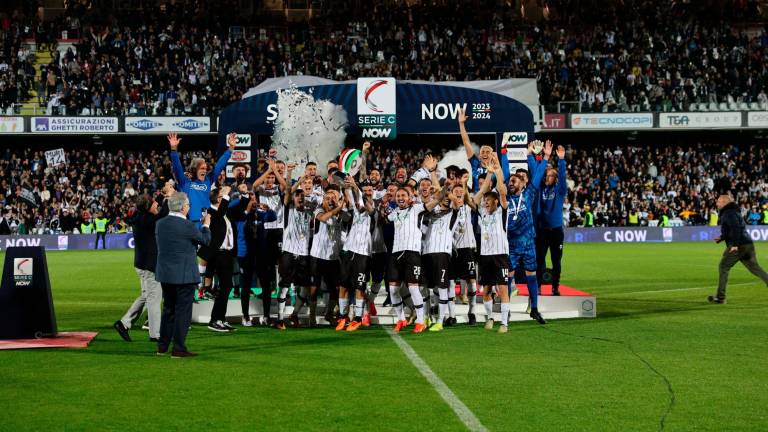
[168,132,235,225]
[168,132,235,296]
[506,150,546,325]
[536,144,568,296]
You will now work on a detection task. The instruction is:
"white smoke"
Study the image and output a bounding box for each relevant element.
[270,83,348,178]
[438,144,479,188]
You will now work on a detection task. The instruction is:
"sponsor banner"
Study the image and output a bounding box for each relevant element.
[0,227,766,250]
[542,113,566,129]
[125,116,211,132]
[230,149,251,163]
[747,111,768,128]
[0,234,135,251]
[357,77,397,139]
[32,116,118,133]
[0,116,25,133]
[420,102,492,121]
[234,133,252,147]
[570,113,653,129]
[564,226,768,243]
[659,112,741,129]
[45,148,66,167]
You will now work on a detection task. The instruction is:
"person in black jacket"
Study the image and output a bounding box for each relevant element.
[710,193,768,304]
[113,183,172,342]
[200,185,248,332]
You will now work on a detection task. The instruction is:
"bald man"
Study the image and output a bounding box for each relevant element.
[710,193,768,304]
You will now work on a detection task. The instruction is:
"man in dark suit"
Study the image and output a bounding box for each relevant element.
[114,185,171,342]
[155,192,211,358]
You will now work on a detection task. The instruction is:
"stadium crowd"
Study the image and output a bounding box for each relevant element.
[1,139,767,236]
[1,1,767,115]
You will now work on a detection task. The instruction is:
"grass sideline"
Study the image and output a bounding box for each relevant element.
[0,242,767,431]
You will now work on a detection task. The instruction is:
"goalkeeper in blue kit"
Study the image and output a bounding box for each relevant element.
[506,142,547,325]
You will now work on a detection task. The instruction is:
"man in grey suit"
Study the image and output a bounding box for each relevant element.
[155,192,211,358]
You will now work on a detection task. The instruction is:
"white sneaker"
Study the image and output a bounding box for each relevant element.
[242,317,253,327]
[498,325,508,334]
[484,319,495,330]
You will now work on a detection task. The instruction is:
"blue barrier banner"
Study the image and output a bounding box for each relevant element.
[0,227,765,251]
[564,226,768,243]
[0,234,134,251]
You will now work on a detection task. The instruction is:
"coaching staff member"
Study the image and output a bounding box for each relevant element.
[155,192,211,358]
[113,182,172,343]
[709,193,768,304]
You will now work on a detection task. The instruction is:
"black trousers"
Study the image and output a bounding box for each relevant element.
[159,283,195,353]
[717,244,768,298]
[239,255,256,317]
[95,232,106,249]
[536,227,564,291]
[209,250,235,323]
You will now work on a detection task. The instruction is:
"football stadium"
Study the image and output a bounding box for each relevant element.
[1,1,767,431]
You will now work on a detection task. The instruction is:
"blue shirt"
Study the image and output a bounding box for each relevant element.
[507,186,537,248]
[238,208,277,257]
[527,155,547,218]
[170,149,231,222]
[538,159,567,229]
[469,155,487,193]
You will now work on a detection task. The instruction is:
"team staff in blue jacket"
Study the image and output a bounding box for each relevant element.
[168,132,236,298]
[168,132,236,224]
[535,143,568,296]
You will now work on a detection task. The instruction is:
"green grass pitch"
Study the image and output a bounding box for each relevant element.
[1,242,767,431]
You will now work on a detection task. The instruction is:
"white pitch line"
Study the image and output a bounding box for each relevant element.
[604,282,754,296]
[386,328,489,432]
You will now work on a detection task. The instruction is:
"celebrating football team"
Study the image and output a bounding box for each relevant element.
[115,109,569,350]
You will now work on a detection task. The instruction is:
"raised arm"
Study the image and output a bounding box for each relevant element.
[209,133,236,182]
[252,162,274,189]
[458,108,474,159]
[275,160,291,193]
[168,133,189,190]
[358,141,370,181]
[493,163,508,209]
[556,145,567,196]
[472,177,490,207]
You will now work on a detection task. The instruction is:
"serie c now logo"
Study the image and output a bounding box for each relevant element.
[364,79,389,113]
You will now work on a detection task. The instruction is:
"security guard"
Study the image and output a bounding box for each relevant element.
[94,211,110,249]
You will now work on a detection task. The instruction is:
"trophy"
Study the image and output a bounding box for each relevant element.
[332,148,363,183]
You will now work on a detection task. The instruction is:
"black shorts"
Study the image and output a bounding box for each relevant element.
[368,252,388,284]
[387,251,421,285]
[452,248,477,281]
[340,251,369,291]
[278,252,310,288]
[310,257,341,290]
[478,254,509,286]
[264,229,283,266]
[423,253,451,289]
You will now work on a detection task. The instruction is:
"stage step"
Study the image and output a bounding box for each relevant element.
[191,287,596,325]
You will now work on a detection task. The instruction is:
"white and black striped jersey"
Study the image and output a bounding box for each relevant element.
[310,208,342,260]
[423,206,455,255]
[453,204,477,250]
[282,206,314,256]
[343,202,373,256]
[478,205,508,256]
[388,203,425,253]
[258,186,284,230]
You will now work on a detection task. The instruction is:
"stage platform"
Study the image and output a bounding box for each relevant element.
[191,285,596,325]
